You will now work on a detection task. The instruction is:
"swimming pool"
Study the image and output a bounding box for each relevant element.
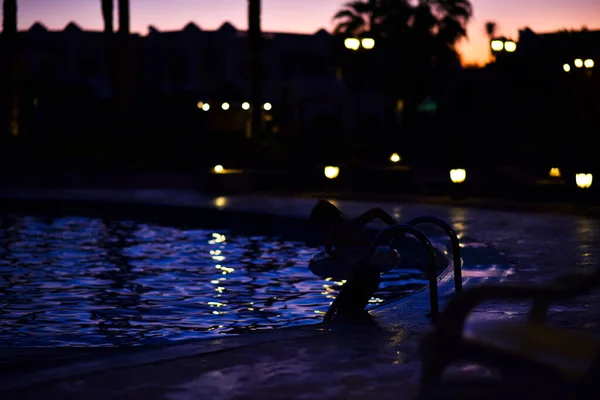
[0,210,448,347]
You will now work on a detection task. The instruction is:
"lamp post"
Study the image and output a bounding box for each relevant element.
[563,58,594,73]
[248,0,262,142]
[343,37,375,146]
[450,168,467,200]
[490,38,517,60]
[565,58,595,166]
[575,172,593,208]
[575,173,593,189]
[324,165,340,180]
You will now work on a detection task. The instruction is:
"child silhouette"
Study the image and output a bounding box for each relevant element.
[309,200,397,272]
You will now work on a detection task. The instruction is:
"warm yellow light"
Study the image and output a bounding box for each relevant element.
[221,102,230,110]
[584,59,594,68]
[549,167,561,178]
[214,196,227,209]
[574,59,584,68]
[575,173,593,189]
[450,169,466,184]
[396,99,404,112]
[324,166,340,179]
[490,40,504,51]
[242,102,250,110]
[197,101,204,109]
[390,153,401,163]
[214,165,224,173]
[263,102,272,111]
[361,38,375,50]
[504,41,517,52]
[344,38,360,51]
[202,103,210,111]
[563,63,571,72]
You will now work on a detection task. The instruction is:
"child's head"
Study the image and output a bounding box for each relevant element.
[310,200,343,229]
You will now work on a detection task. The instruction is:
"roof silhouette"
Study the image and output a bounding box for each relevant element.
[64,21,83,32]
[29,22,49,32]
[218,21,237,33]
[183,22,202,32]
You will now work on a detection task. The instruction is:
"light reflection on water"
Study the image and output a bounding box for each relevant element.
[0,215,432,347]
[576,217,598,274]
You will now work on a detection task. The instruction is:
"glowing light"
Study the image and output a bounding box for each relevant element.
[549,168,561,178]
[214,196,227,209]
[575,173,593,189]
[324,166,340,179]
[221,102,230,110]
[450,169,466,184]
[213,165,224,173]
[210,233,227,244]
[390,153,401,163]
[584,59,594,69]
[201,103,210,111]
[504,41,517,52]
[361,38,375,50]
[563,64,571,72]
[344,38,360,50]
[197,101,204,109]
[490,40,504,51]
[574,59,584,68]
[263,102,272,111]
[242,102,250,110]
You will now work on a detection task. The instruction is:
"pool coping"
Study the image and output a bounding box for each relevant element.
[0,189,485,393]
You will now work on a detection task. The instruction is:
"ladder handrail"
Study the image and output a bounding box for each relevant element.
[405,215,463,293]
[324,224,438,322]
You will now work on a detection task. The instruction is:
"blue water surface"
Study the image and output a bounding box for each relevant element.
[0,215,432,347]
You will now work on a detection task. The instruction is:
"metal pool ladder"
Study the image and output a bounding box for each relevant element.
[323,216,463,322]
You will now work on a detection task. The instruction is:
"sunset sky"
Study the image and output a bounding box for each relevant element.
[13,0,600,65]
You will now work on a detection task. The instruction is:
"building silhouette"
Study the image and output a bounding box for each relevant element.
[2,21,396,140]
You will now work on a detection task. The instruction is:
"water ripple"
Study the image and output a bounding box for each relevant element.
[0,214,434,347]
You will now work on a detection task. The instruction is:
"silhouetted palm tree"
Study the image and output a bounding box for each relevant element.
[333,0,413,38]
[485,21,497,59]
[101,0,116,106]
[485,21,497,40]
[3,0,18,137]
[101,0,114,46]
[100,0,132,160]
[248,0,262,140]
[117,0,131,135]
[332,0,472,135]
[118,0,129,35]
[332,0,378,36]
[333,0,472,49]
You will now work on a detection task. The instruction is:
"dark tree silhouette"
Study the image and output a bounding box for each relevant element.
[3,0,18,138]
[333,0,472,72]
[248,0,262,141]
[332,0,472,143]
[100,0,133,161]
[117,0,131,137]
[118,0,129,34]
[485,21,497,39]
[485,21,497,58]
[101,0,116,112]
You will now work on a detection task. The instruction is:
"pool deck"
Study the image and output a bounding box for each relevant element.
[1,188,600,399]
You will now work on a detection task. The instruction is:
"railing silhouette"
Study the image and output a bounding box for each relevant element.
[433,267,600,345]
[324,224,438,322]
[419,267,600,391]
[405,215,462,293]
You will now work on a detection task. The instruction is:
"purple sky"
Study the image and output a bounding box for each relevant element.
[13,0,600,65]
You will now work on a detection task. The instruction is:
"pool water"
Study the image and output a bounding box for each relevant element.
[0,215,439,347]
